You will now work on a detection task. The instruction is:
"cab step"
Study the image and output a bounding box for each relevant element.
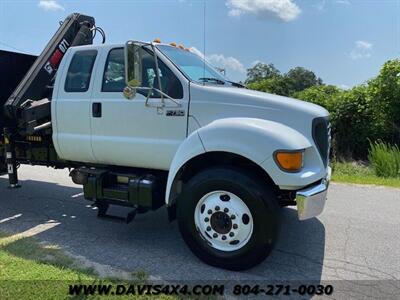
[95,201,137,224]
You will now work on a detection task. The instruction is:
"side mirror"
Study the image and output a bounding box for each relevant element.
[125,41,144,89]
[123,40,181,107]
[215,67,226,76]
[123,86,135,100]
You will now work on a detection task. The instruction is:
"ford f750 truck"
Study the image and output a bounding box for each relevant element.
[0,13,331,270]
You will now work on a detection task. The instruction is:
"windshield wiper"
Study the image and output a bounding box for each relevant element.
[227,80,246,88]
[198,77,226,85]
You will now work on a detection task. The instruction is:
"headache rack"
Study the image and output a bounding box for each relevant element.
[0,50,37,132]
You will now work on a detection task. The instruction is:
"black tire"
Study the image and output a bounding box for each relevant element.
[177,166,281,271]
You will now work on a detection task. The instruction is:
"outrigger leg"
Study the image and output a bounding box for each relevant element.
[3,128,20,189]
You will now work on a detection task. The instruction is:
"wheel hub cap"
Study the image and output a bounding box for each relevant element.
[194,191,254,252]
[210,211,232,234]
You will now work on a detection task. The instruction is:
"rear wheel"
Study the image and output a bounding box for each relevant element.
[177,167,280,271]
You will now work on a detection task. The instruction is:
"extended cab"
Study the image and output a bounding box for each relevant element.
[1,14,331,270]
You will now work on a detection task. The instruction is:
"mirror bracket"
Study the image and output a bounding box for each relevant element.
[125,40,181,107]
[142,87,181,108]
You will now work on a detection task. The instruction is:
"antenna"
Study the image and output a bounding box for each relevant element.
[203,0,206,85]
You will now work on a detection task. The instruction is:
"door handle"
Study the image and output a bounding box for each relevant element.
[92,102,102,118]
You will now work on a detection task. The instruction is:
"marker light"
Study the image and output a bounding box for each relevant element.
[153,38,161,43]
[178,44,185,49]
[274,151,304,172]
[170,42,177,47]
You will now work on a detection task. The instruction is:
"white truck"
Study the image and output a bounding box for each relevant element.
[0,14,331,270]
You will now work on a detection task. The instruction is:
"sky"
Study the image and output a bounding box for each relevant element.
[0,0,399,88]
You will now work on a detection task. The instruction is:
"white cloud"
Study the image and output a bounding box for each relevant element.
[339,84,350,90]
[350,40,373,60]
[226,0,301,22]
[251,60,263,66]
[38,0,64,11]
[207,54,246,74]
[315,0,350,12]
[336,0,351,5]
[355,40,372,50]
[314,0,326,11]
[189,47,245,74]
[189,47,205,59]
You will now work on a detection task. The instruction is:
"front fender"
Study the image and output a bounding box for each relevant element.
[197,118,311,164]
[199,118,326,189]
[165,118,316,206]
[166,131,206,206]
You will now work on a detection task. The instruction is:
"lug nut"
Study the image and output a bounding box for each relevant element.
[233,224,238,229]
[222,235,227,240]
[220,194,231,201]
[213,233,218,238]
[208,209,212,215]
[224,208,229,213]
[229,232,234,237]
[231,215,236,220]
[204,217,209,222]
[215,206,220,211]
[207,226,211,231]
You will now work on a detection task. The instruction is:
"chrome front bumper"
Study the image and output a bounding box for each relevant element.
[296,167,331,221]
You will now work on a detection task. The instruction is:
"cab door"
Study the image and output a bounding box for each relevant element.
[90,46,189,170]
[52,48,99,163]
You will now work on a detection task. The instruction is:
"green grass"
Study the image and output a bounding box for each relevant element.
[332,161,400,188]
[0,231,170,299]
[0,231,97,299]
[368,140,400,178]
[0,232,96,281]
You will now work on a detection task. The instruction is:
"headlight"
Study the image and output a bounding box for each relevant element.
[274,150,304,172]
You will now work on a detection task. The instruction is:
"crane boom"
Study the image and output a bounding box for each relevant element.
[3,13,96,132]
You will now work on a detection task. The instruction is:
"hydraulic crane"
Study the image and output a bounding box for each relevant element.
[1,13,105,186]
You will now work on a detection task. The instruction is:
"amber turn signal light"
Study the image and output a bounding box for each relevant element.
[274,151,303,172]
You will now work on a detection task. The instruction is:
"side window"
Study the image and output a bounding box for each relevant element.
[102,48,125,92]
[140,50,183,99]
[65,50,97,93]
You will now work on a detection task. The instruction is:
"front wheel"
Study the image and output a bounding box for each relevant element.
[177,167,281,271]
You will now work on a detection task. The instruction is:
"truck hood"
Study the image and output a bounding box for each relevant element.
[189,84,329,138]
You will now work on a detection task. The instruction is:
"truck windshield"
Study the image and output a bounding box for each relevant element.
[157,45,228,85]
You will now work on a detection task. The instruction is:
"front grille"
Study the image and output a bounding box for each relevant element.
[312,117,330,167]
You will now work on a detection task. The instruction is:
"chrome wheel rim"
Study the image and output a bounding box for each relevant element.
[194,191,253,252]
